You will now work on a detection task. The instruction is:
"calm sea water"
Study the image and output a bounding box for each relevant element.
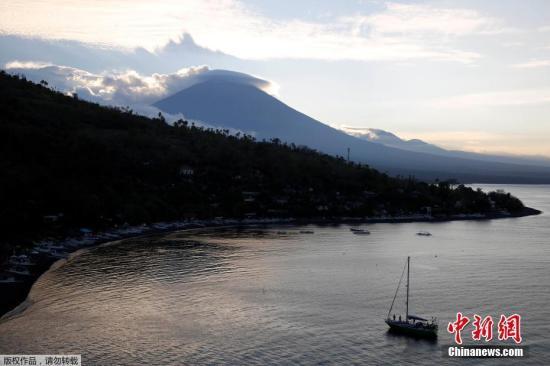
[0,184,549,365]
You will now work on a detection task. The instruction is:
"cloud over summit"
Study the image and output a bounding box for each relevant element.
[4,62,276,106]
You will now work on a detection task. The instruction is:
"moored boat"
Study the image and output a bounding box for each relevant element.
[385,256,438,338]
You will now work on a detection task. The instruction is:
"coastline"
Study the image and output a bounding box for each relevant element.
[0,206,541,318]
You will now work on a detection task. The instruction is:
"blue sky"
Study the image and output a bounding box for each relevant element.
[1,0,550,156]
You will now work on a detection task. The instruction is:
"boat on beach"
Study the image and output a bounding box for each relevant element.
[35,242,64,253]
[0,274,22,284]
[9,254,36,266]
[34,241,70,257]
[6,266,32,277]
[48,248,69,259]
[385,256,438,338]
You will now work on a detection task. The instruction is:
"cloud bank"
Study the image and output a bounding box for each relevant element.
[5,62,275,105]
[0,0,508,63]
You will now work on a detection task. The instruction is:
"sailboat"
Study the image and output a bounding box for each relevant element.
[385,256,438,338]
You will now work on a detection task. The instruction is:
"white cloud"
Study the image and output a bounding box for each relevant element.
[345,3,503,36]
[429,89,550,108]
[339,126,384,140]
[4,61,53,69]
[5,62,210,104]
[177,2,492,63]
[511,59,550,68]
[0,0,505,63]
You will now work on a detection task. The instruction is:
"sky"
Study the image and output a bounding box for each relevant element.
[1,0,550,156]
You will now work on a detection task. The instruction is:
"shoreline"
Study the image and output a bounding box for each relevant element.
[0,206,541,318]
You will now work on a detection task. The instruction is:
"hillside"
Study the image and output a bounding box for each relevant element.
[154,71,550,183]
[0,71,535,251]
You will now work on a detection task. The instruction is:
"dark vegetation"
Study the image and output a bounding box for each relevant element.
[0,71,529,255]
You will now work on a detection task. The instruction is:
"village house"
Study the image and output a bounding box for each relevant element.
[178,165,194,178]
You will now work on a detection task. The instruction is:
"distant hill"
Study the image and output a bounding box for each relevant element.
[0,71,533,249]
[342,128,448,155]
[154,70,550,183]
[345,127,550,168]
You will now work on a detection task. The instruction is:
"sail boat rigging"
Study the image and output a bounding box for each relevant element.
[385,256,438,338]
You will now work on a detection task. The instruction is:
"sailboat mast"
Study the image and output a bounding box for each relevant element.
[406,256,410,321]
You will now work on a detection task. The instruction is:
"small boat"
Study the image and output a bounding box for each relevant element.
[0,274,21,284]
[385,256,438,338]
[34,243,51,253]
[48,248,69,259]
[299,230,314,234]
[417,231,432,236]
[35,243,66,254]
[6,266,32,277]
[351,228,370,235]
[9,254,36,266]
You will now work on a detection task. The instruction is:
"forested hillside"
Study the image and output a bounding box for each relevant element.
[0,71,529,247]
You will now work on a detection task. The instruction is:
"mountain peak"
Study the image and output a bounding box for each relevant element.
[162,69,276,100]
[152,73,550,182]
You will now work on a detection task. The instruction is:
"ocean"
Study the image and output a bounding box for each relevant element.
[0,184,548,365]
